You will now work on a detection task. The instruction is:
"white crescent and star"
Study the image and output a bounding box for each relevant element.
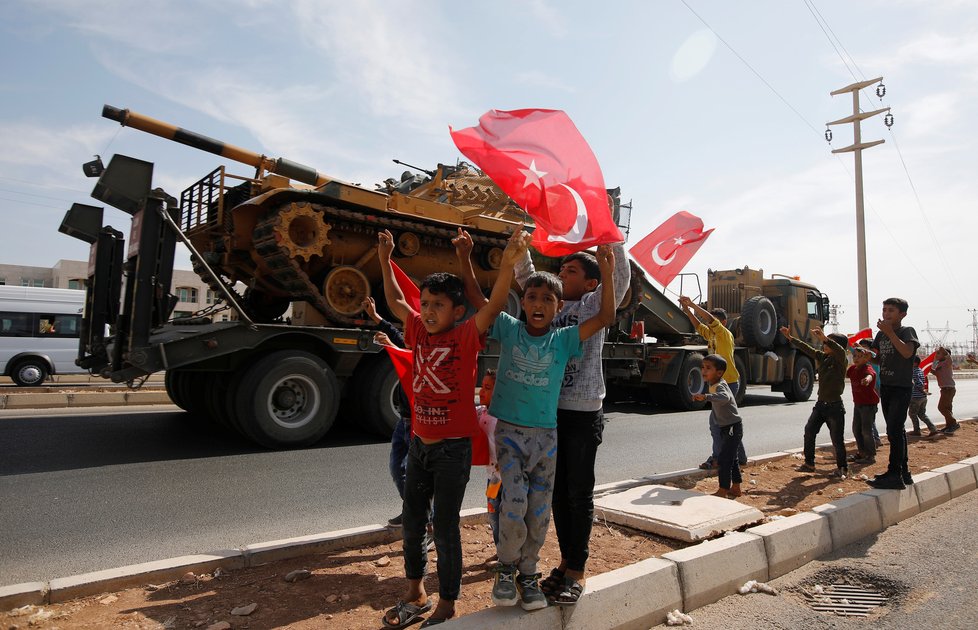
[519,160,547,189]
[547,184,589,244]
[650,235,688,266]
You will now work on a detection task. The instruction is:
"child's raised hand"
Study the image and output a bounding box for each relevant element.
[373,331,393,347]
[692,393,706,402]
[596,244,615,274]
[501,227,530,266]
[361,297,380,323]
[377,229,395,260]
[811,327,826,341]
[452,227,474,260]
[778,326,791,339]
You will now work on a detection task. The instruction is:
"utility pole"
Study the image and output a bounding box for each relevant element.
[828,304,843,333]
[827,77,890,330]
[969,308,978,354]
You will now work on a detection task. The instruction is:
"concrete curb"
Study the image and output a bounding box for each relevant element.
[0,390,171,410]
[3,430,977,627]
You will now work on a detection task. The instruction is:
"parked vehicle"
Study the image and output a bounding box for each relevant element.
[0,286,86,386]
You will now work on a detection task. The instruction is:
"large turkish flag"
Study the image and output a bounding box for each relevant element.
[629,211,713,286]
[450,108,623,256]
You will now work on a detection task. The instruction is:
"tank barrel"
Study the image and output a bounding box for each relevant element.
[101,105,326,186]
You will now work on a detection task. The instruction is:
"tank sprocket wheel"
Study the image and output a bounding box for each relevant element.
[323,266,371,316]
[272,202,331,262]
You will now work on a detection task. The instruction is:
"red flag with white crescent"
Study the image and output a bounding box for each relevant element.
[390,260,420,313]
[450,108,623,256]
[919,350,937,375]
[629,211,713,286]
[847,328,873,346]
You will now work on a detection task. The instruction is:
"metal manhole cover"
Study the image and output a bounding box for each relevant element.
[802,583,887,617]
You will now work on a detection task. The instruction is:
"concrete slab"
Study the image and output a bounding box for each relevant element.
[959,455,978,481]
[0,582,47,610]
[661,532,768,611]
[562,558,681,630]
[931,463,977,498]
[861,486,920,527]
[747,512,832,579]
[439,604,562,629]
[811,493,883,550]
[912,471,951,511]
[594,484,764,542]
[48,550,245,603]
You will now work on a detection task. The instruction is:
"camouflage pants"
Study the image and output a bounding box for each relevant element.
[494,419,558,576]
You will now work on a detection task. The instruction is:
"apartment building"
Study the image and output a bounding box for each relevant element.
[0,260,238,321]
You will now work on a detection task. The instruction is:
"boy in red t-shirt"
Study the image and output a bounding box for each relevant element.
[378,227,529,629]
[847,345,880,464]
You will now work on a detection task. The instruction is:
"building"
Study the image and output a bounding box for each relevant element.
[0,260,240,322]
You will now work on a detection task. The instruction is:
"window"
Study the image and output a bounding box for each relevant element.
[807,291,822,320]
[172,310,193,320]
[67,279,84,290]
[206,289,219,305]
[37,314,81,337]
[20,279,45,287]
[175,287,198,303]
[0,312,32,336]
[0,277,5,285]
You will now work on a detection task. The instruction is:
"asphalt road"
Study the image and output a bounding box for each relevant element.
[1,380,976,586]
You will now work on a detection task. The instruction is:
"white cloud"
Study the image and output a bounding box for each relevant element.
[526,0,569,37]
[670,29,718,83]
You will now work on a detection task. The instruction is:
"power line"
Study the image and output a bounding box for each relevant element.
[0,175,89,195]
[0,186,77,204]
[0,195,69,211]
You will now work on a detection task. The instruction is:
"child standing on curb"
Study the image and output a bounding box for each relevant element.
[488,246,617,612]
[847,345,880,464]
[781,326,850,479]
[931,346,960,434]
[908,355,939,438]
[692,354,744,499]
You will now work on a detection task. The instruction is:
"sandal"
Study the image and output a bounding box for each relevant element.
[552,576,585,606]
[382,599,433,629]
[540,568,565,596]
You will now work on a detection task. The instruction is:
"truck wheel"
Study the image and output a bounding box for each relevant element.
[234,350,339,448]
[203,372,235,430]
[784,355,814,402]
[164,370,190,410]
[667,352,708,411]
[741,296,777,348]
[11,358,48,387]
[182,371,212,417]
[734,356,748,406]
[355,358,402,438]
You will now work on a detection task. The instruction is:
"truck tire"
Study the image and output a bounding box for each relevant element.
[741,296,777,348]
[784,355,814,402]
[11,357,48,387]
[355,357,403,438]
[666,352,708,411]
[734,355,748,406]
[181,371,213,417]
[234,350,339,448]
[164,370,189,410]
[203,372,235,430]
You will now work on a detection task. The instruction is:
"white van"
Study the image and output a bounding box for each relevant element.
[0,285,86,386]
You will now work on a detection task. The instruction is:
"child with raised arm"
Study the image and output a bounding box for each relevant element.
[692,354,744,498]
[847,344,880,464]
[378,227,528,629]
[931,346,960,434]
[488,246,617,612]
[780,326,850,479]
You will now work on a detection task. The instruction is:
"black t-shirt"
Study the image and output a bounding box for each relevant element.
[872,326,919,388]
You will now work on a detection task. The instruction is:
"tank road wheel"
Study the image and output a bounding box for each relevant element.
[11,357,48,386]
[272,202,331,262]
[355,358,403,438]
[734,355,748,406]
[740,296,778,348]
[234,350,339,448]
[396,232,421,257]
[666,352,708,411]
[323,266,371,317]
[784,355,815,402]
[243,288,290,323]
[479,246,504,271]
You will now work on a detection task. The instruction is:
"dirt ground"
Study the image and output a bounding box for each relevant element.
[5,420,976,630]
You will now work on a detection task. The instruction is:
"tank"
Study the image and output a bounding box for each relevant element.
[101,105,640,326]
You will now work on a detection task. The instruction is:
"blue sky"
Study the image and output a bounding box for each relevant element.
[2,0,975,345]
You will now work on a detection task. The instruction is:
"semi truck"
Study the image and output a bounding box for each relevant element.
[57,105,829,448]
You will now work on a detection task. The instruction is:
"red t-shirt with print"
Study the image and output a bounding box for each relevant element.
[405,312,485,440]
[847,363,880,405]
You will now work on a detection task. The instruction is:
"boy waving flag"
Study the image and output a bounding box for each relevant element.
[450,108,623,256]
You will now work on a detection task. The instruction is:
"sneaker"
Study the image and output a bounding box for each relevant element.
[847,453,862,462]
[516,573,548,611]
[491,564,519,606]
[943,423,960,435]
[422,530,435,553]
[868,474,906,490]
[908,429,922,437]
[796,463,816,473]
[927,429,941,438]
[902,472,915,486]
[853,457,876,465]
[387,513,403,527]
[830,467,848,479]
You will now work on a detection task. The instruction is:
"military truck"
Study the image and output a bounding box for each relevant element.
[603,266,830,410]
[59,105,827,448]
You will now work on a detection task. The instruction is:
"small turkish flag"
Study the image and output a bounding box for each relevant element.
[629,211,713,286]
[848,328,873,346]
[450,108,623,256]
[390,260,420,313]
[381,344,488,465]
[919,350,937,375]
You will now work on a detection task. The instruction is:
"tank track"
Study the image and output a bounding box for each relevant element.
[190,257,246,315]
[252,201,511,326]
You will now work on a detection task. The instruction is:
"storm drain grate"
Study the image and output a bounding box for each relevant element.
[802,583,888,617]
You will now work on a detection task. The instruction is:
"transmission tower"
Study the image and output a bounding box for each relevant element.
[828,304,843,333]
[921,320,955,348]
[969,308,977,354]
